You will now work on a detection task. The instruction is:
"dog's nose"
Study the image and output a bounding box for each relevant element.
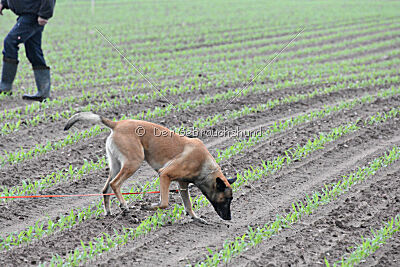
[222,213,231,220]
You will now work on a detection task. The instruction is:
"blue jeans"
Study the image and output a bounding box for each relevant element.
[2,14,47,67]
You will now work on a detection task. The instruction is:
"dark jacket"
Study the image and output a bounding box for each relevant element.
[1,0,56,19]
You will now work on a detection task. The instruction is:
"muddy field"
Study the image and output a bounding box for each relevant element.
[1,0,400,266]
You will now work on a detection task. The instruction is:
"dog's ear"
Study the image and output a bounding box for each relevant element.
[216,177,227,191]
[227,177,237,185]
[228,178,237,184]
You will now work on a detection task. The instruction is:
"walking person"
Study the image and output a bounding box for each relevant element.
[0,0,56,102]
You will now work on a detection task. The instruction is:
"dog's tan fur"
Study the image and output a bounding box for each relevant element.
[64,112,235,221]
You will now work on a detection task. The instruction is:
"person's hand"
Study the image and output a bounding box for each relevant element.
[38,17,48,26]
[0,4,4,16]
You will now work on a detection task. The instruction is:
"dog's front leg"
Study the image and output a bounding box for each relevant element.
[178,182,208,224]
[151,174,171,210]
[178,181,197,218]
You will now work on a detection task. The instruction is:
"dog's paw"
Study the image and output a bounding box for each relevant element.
[119,205,130,216]
[150,202,162,210]
[192,217,209,225]
[128,216,140,224]
[121,209,130,216]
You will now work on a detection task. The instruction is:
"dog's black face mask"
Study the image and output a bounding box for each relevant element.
[203,177,236,220]
[210,194,233,220]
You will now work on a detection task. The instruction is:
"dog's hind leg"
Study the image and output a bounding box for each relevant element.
[108,133,144,214]
[110,160,141,213]
[102,156,121,216]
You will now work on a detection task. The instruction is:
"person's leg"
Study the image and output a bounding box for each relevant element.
[0,18,23,94]
[24,27,46,67]
[22,65,50,101]
[1,15,43,94]
[2,17,24,61]
[23,28,51,102]
[0,57,18,94]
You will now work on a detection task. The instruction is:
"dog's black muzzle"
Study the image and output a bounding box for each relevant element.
[218,210,232,220]
[212,201,232,220]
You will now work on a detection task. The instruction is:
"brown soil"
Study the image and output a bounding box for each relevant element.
[1,91,400,266]
[1,12,400,267]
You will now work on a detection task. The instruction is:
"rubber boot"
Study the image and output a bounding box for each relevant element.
[0,58,18,95]
[23,66,51,102]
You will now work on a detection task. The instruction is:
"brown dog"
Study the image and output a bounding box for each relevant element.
[64,112,236,221]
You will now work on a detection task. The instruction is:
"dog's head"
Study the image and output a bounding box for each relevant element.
[197,173,236,220]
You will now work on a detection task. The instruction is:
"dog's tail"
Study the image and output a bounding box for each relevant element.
[64,112,116,131]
